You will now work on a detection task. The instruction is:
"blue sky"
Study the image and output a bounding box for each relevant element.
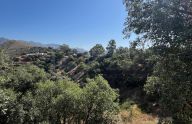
[0,0,131,50]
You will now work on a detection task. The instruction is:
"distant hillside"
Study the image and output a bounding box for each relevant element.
[0,37,60,48]
[74,48,87,53]
[0,37,9,44]
[27,41,60,48]
[0,40,32,49]
[0,40,33,57]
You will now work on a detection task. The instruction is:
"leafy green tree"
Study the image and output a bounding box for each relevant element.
[81,76,119,124]
[60,44,72,55]
[34,76,119,124]
[1,65,48,94]
[54,79,83,123]
[0,89,24,124]
[145,59,192,123]
[106,40,116,57]
[89,44,105,58]
[35,80,59,123]
[19,92,40,123]
[95,46,154,88]
[33,79,81,123]
[124,0,192,122]
[0,49,9,69]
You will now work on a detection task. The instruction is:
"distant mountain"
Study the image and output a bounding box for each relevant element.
[0,37,60,49]
[0,37,87,53]
[0,37,9,44]
[45,44,60,49]
[0,40,32,50]
[26,41,60,48]
[74,48,87,53]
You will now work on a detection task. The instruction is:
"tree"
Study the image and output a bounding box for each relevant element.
[0,49,9,69]
[54,79,82,123]
[124,0,192,49]
[59,44,72,55]
[0,89,24,124]
[106,40,116,57]
[35,80,59,123]
[1,65,48,94]
[34,76,119,124]
[82,76,119,124]
[124,0,192,123]
[89,44,105,58]
[101,47,153,88]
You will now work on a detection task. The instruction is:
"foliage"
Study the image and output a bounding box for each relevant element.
[34,76,119,124]
[120,99,135,110]
[106,40,116,57]
[0,89,23,124]
[59,44,72,55]
[81,76,119,124]
[2,1,192,122]
[89,44,105,58]
[124,0,192,123]
[0,49,9,69]
[0,47,119,124]
[91,47,154,88]
[0,65,48,93]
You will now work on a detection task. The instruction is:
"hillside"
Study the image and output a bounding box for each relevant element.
[0,0,191,123]
[0,39,161,123]
[0,37,60,48]
[0,40,33,56]
[0,40,32,49]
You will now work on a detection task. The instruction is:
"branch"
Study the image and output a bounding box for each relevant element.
[160,4,192,16]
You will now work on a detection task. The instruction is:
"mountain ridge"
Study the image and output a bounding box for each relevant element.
[0,37,87,53]
[0,37,60,48]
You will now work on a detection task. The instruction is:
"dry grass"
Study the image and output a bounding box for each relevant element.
[118,105,158,124]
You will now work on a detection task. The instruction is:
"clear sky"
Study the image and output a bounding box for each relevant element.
[0,0,131,50]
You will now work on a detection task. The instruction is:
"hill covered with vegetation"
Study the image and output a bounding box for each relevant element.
[0,39,159,123]
[0,0,192,123]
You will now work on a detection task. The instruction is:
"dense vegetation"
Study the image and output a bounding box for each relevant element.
[0,0,192,123]
[0,38,157,123]
[0,49,120,124]
[124,0,192,123]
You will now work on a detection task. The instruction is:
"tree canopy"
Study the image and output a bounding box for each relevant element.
[89,44,105,58]
[124,0,192,123]
[106,40,116,57]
